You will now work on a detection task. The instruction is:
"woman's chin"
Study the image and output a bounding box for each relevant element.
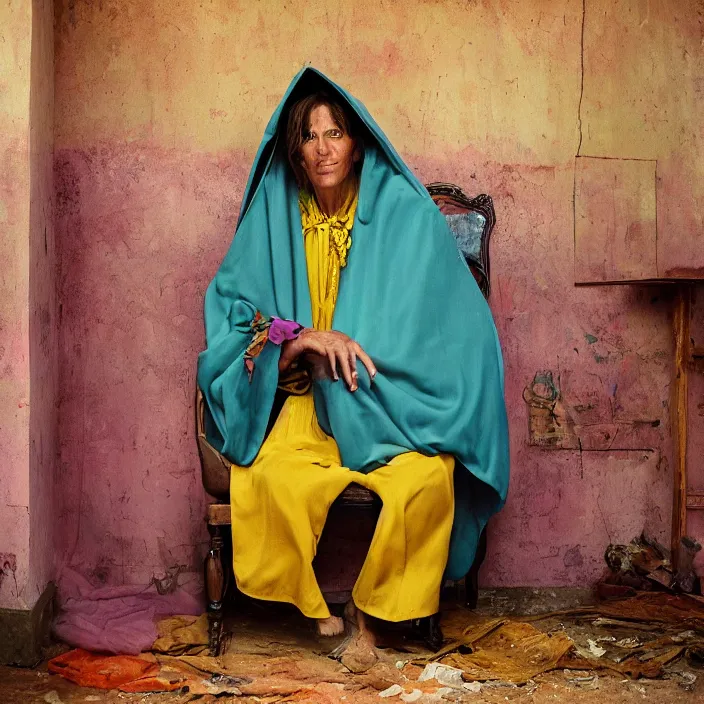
[311,177,344,191]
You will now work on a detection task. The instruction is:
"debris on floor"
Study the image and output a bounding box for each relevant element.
[412,617,573,683]
[17,590,704,702]
[601,532,701,595]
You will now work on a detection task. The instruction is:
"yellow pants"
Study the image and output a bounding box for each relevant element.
[230,393,455,621]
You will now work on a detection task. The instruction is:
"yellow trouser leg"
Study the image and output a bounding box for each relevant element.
[230,442,353,619]
[352,453,455,622]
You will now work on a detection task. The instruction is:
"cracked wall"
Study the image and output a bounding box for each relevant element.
[577,0,704,279]
[52,0,703,589]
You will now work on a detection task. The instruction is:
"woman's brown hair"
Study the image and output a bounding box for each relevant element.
[286,92,361,190]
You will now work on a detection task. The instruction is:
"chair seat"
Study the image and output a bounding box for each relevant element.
[206,483,377,527]
[207,503,232,525]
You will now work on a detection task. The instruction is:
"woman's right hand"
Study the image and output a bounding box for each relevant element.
[279,329,376,392]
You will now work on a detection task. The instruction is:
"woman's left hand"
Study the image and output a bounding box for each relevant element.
[278,329,376,391]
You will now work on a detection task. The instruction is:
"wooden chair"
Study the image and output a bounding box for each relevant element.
[198,184,497,655]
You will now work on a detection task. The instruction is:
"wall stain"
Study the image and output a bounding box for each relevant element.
[523,370,577,449]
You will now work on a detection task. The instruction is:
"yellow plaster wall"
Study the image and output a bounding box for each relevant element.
[54,0,583,164]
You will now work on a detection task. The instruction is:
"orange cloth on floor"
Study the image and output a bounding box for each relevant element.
[48,649,184,691]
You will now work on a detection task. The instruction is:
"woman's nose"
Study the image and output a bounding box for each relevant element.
[315,138,330,155]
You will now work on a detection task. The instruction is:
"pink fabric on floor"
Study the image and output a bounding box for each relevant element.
[53,568,204,654]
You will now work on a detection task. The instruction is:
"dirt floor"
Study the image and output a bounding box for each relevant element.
[1,599,703,703]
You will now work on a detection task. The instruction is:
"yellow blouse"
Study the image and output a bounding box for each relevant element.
[299,184,358,332]
[277,184,359,394]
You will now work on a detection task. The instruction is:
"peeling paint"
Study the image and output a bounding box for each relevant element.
[523,371,577,449]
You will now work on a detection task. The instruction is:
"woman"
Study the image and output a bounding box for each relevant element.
[198,68,509,651]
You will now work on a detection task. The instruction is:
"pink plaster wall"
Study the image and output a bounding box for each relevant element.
[0,0,55,610]
[28,0,56,602]
[0,0,33,610]
[52,0,702,592]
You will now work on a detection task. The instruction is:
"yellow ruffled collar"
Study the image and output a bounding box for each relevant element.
[298,183,359,269]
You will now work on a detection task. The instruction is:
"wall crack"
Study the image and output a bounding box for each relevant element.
[577,0,586,156]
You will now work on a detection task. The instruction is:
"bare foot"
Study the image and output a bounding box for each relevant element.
[317,615,345,637]
[329,601,379,673]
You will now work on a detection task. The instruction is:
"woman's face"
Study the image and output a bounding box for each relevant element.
[299,104,359,194]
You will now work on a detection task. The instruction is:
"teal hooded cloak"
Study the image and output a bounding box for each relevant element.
[197,67,509,581]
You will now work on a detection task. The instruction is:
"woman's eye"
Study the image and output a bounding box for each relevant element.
[329,129,342,138]
[303,132,314,142]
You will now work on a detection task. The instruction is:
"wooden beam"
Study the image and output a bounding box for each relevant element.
[671,285,691,569]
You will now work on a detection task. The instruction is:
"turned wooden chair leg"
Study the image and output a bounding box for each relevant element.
[465,562,480,610]
[411,582,444,652]
[412,613,444,652]
[205,523,226,655]
[425,613,444,652]
[465,526,488,610]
